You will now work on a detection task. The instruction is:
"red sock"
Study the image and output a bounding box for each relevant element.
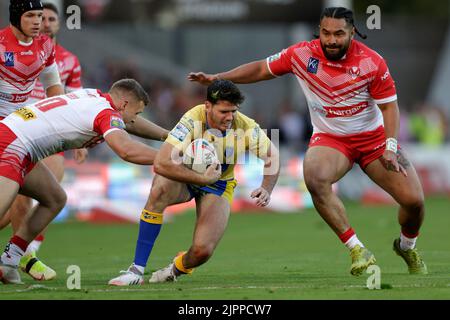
[401,229,419,239]
[10,235,29,252]
[34,234,45,242]
[338,228,355,243]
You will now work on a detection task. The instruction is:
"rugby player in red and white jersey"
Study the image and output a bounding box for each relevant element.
[0,0,65,281]
[0,2,86,282]
[189,7,427,276]
[0,79,168,284]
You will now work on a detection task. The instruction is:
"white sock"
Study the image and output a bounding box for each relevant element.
[131,263,145,275]
[25,240,42,255]
[1,243,24,267]
[345,235,364,250]
[400,233,417,251]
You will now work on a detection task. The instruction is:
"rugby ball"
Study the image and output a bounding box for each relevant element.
[183,139,218,174]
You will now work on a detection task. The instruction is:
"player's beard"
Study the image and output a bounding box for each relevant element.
[321,39,351,61]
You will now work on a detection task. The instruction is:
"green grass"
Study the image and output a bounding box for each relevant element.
[0,196,449,300]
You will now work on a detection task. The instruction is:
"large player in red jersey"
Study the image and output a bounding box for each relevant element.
[0,0,64,281]
[189,7,427,276]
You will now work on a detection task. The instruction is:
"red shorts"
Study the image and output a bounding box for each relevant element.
[0,123,35,186]
[308,126,391,169]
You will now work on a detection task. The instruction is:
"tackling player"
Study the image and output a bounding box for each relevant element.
[108,80,280,285]
[0,0,65,280]
[0,2,88,281]
[188,7,427,276]
[0,79,166,284]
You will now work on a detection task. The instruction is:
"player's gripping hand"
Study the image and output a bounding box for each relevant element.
[188,72,218,85]
[380,150,407,177]
[74,148,88,164]
[203,161,222,185]
[251,187,271,207]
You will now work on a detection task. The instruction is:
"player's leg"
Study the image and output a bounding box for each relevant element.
[24,154,65,254]
[304,146,376,275]
[363,149,427,274]
[149,180,236,283]
[108,174,191,286]
[0,177,23,284]
[0,162,66,283]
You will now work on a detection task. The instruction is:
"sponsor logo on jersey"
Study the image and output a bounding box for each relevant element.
[307,57,319,74]
[110,116,125,129]
[20,50,33,56]
[170,123,190,142]
[13,107,36,121]
[268,52,282,63]
[4,52,14,67]
[323,102,369,118]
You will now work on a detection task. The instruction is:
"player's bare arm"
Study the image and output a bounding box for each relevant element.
[378,100,407,176]
[251,143,280,207]
[188,60,275,85]
[154,142,221,186]
[104,130,158,165]
[125,116,169,141]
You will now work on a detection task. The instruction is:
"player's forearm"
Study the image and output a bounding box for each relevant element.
[216,60,274,84]
[379,101,400,140]
[45,84,64,97]
[126,116,169,141]
[154,159,208,186]
[117,141,158,165]
[260,165,280,194]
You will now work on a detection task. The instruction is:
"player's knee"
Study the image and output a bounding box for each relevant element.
[401,194,425,215]
[190,244,214,263]
[149,184,172,207]
[49,188,67,212]
[304,175,331,197]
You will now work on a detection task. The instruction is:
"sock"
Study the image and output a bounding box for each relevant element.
[400,230,418,251]
[339,228,364,250]
[1,235,29,267]
[133,210,163,268]
[174,251,194,275]
[25,236,44,255]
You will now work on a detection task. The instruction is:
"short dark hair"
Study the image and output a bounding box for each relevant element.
[110,79,150,106]
[207,79,245,106]
[43,2,58,15]
[320,7,367,39]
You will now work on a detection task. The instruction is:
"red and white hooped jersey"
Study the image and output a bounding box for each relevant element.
[267,39,397,135]
[1,88,126,162]
[0,26,57,117]
[28,44,82,102]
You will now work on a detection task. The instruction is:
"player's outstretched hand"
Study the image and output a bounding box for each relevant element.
[203,161,222,185]
[188,72,218,85]
[74,148,88,164]
[380,150,407,177]
[251,187,271,207]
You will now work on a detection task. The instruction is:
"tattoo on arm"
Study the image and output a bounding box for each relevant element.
[397,149,411,169]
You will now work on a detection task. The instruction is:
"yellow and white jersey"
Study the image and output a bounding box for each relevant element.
[166,104,271,181]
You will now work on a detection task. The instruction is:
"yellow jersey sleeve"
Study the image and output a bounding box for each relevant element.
[235,112,271,158]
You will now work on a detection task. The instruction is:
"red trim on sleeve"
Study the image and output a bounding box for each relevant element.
[93,108,124,136]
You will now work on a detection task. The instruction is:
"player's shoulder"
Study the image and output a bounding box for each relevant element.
[352,40,385,63]
[234,111,258,130]
[34,33,55,51]
[183,104,206,120]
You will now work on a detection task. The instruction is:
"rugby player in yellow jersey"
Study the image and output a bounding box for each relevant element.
[108,80,280,285]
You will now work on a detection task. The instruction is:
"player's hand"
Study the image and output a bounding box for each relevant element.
[203,161,222,185]
[251,187,271,207]
[380,150,407,177]
[187,72,218,85]
[74,148,88,164]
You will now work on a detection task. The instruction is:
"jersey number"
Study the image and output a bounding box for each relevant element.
[35,97,68,112]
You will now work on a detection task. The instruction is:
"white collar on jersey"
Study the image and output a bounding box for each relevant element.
[18,39,33,46]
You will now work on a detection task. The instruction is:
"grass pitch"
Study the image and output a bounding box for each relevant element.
[0,196,449,300]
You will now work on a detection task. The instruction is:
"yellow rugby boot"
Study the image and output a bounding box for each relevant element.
[350,245,376,276]
[19,252,56,281]
[393,238,428,275]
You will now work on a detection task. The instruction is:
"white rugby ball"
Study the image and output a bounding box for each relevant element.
[183,139,218,174]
